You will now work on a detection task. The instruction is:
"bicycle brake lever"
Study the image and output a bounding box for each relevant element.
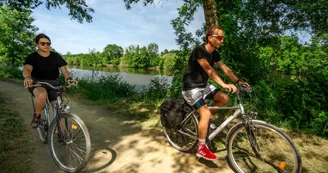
[241,84,252,92]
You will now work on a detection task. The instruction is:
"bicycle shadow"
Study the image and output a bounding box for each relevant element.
[80,147,117,173]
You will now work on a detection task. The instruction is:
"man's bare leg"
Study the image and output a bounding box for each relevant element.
[210,91,229,115]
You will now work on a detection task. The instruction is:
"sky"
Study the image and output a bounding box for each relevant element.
[31,0,205,55]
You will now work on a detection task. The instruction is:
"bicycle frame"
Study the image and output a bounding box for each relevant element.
[31,81,71,139]
[52,86,73,141]
[181,89,250,141]
[208,106,241,140]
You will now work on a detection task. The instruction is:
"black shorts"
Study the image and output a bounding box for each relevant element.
[28,87,57,102]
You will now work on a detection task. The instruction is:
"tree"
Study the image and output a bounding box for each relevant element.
[0,5,38,68]
[147,43,160,66]
[1,0,94,23]
[88,48,104,67]
[102,44,124,66]
[202,0,217,28]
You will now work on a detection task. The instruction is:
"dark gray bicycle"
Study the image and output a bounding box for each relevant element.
[31,80,91,173]
[162,84,302,173]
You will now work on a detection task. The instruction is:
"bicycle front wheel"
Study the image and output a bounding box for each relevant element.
[226,120,302,173]
[163,112,198,152]
[48,113,91,173]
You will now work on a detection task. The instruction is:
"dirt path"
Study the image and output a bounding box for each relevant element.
[0,80,233,173]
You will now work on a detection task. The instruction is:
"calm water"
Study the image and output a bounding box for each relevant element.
[67,65,173,89]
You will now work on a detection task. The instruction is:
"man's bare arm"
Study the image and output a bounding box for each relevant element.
[197,59,237,92]
[23,65,34,87]
[59,66,72,82]
[22,64,33,78]
[197,59,227,88]
[215,61,240,84]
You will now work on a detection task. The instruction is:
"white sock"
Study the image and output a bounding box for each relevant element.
[198,139,206,149]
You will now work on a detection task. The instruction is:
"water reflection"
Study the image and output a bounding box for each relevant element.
[69,65,171,76]
[67,66,173,89]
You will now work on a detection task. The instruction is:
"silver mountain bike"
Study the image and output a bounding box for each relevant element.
[162,84,302,173]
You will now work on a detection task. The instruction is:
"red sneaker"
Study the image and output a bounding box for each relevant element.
[196,145,217,160]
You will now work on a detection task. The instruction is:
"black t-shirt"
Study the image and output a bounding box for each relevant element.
[182,44,221,90]
[24,51,67,80]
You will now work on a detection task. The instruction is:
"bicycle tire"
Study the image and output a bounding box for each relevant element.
[37,102,50,144]
[48,113,91,173]
[163,112,198,152]
[226,120,302,173]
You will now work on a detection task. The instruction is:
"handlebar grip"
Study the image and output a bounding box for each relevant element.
[240,84,252,92]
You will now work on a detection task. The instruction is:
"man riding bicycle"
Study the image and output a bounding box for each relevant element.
[181,25,249,161]
[22,33,73,128]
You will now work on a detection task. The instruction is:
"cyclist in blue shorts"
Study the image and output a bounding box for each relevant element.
[182,25,248,161]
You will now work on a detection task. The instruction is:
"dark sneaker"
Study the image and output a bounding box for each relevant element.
[31,114,41,128]
[196,145,217,161]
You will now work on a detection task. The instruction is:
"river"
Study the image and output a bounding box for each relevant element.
[67,65,173,89]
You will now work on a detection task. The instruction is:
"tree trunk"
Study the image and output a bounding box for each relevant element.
[202,0,218,29]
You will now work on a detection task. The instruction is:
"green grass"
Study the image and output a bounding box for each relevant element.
[74,74,170,105]
[0,97,35,173]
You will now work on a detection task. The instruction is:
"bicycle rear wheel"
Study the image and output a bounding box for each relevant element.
[163,112,198,152]
[37,102,50,144]
[48,113,91,173]
[226,120,302,173]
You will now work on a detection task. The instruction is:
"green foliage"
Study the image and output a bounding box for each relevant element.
[171,0,202,50]
[0,5,37,68]
[0,63,22,79]
[253,72,328,136]
[65,43,162,68]
[75,75,173,104]
[103,44,124,66]
[162,53,177,69]
[147,43,160,67]
[88,48,105,67]
[311,112,328,136]
[78,75,138,103]
[2,0,94,23]
[141,77,170,100]
[123,43,160,68]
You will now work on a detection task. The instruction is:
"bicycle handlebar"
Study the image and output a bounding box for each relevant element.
[239,84,252,93]
[224,84,252,94]
[31,79,78,89]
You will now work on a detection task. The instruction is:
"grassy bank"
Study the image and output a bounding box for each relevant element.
[73,75,170,104]
[0,96,35,173]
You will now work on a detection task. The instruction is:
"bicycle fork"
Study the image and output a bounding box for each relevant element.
[244,113,262,159]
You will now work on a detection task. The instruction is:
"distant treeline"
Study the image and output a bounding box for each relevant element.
[63,43,181,69]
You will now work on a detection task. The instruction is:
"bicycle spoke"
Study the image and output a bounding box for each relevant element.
[67,145,84,163]
[163,113,198,152]
[71,143,87,155]
[49,113,91,172]
[228,122,301,173]
[72,129,84,140]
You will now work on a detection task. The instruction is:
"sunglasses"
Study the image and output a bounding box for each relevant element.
[39,42,51,46]
[212,35,224,40]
